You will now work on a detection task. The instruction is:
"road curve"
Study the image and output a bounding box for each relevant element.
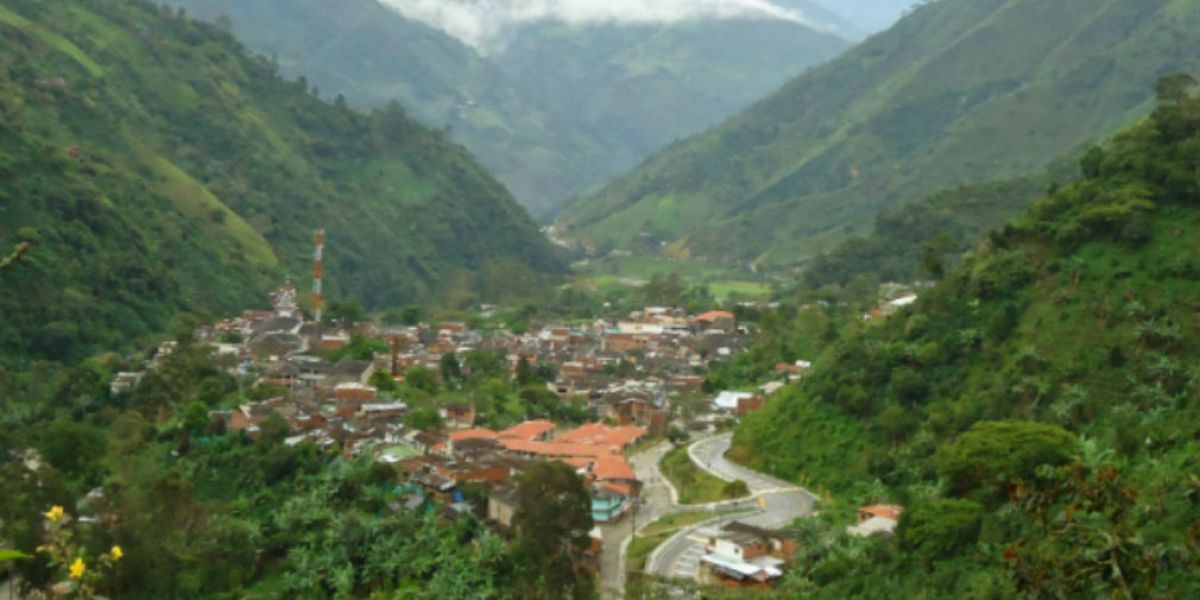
[646,433,817,581]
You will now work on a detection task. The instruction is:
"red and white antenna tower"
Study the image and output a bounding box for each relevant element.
[313,228,325,323]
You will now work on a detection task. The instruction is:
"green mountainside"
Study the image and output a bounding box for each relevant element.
[730,81,1200,596]
[493,18,849,181]
[0,0,562,364]
[161,0,850,215]
[798,159,1078,289]
[559,0,1200,267]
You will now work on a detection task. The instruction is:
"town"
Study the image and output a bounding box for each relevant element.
[106,275,837,588]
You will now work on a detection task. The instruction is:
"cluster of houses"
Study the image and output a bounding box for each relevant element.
[109,283,781,540]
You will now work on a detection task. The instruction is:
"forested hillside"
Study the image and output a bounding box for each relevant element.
[0,0,562,365]
[559,0,1200,267]
[731,79,1200,596]
[162,0,850,215]
[798,159,1077,289]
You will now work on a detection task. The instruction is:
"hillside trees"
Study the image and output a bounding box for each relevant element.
[512,461,595,599]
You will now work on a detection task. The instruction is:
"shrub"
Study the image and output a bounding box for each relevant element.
[898,498,983,563]
[936,420,1076,500]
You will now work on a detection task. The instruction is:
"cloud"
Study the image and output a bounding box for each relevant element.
[379,0,821,51]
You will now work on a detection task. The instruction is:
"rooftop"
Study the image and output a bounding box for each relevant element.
[498,419,557,441]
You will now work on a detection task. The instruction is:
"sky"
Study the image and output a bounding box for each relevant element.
[379,0,829,51]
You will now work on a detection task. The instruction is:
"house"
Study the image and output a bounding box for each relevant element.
[324,360,375,390]
[440,403,477,429]
[362,402,408,422]
[667,374,705,393]
[447,429,498,453]
[591,486,630,523]
[694,310,736,334]
[759,381,785,397]
[848,504,904,537]
[553,423,646,452]
[487,485,521,528]
[774,360,812,381]
[408,430,445,455]
[713,391,754,413]
[320,330,351,350]
[736,395,765,415]
[334,383,377,417]
[700,521,793,588]
[248,332,305,360]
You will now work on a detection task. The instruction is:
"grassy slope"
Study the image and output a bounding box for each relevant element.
[732,91,1200,594]
[560,0,1200,267]
[0,0,561,364]
[659,445,748,505]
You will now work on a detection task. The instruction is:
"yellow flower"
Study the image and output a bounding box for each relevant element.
[110,545,123,561]
[68,557,86,580]
[44,506,65,523]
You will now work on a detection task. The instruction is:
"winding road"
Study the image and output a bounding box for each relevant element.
[646,434,816,580]
[599,433,817,598]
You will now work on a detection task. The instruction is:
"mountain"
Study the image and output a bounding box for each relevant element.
[0,0,562,364]
[161,0,851,216]
[491,18,852,190]
[558,0,1200,268]
[730,82,1200,596]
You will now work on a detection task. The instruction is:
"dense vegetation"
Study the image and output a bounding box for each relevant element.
[162,0,850,214]
[559,0,1200,267]
[728,79,1200,596]
[798,162,1075,289]
[0,0,562,365]
[0,334,598,598]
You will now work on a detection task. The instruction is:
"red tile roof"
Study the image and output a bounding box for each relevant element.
[498,419,557,441]
[449,428,497,442]
[498,439,616,459]
[695,310,735,322]
[553,423,646,449]
[593,455,635,481]
[860,504,904,521]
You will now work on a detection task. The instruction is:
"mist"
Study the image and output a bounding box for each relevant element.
[379,0,825,51]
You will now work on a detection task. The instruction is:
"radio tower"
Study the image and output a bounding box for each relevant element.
[313,228,325,324]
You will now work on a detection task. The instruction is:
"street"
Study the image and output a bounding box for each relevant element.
[646,433,816,581]
[598,441,678,600]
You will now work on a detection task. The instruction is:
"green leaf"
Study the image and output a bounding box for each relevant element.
[0,549,31,563]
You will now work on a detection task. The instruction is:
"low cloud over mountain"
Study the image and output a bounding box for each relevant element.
[380,0,826,50]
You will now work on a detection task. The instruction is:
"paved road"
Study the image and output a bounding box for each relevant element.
[646,434,816,581]
[598,441,677,600]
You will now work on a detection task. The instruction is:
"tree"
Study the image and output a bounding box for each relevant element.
[898,498,982,563]
[515,356,534,387]
[404,407,442,431]
[404,366,438,394]
[512,461,595,599]
[440,352,464,389]
[1155,72,1197,103]
[1004,462,1185,598]
[936,420,1076,500]
[325,299,366,326]
[463,350,505,383]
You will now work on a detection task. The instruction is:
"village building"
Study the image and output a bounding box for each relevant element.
[848,504,904,537]
[700,521,794,588]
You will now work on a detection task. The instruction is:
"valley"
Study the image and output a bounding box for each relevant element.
[2,0,1199,598]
